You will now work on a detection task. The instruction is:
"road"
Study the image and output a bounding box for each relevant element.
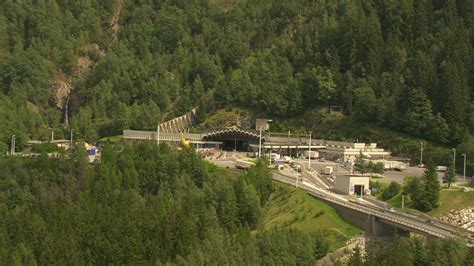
[272,172,463,239]
[208,157,467,240]
[295,158,470,186]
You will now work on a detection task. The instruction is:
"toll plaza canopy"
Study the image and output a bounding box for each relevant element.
[203,128,263,151]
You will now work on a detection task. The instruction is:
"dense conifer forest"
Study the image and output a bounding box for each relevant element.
[0,0,472,149]
[1,142,329,264]
[1,0,474,264]
[1,143,472,264]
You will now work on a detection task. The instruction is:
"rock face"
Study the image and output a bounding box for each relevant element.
[50,77,72,109]
[439,207,474,232]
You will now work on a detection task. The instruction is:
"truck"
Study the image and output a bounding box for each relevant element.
[266,153,280,161]
[435,166,447,172]
[323,166,333,175]
[368,160,406,171]
[303,150,319,159]
[235,160,256,170]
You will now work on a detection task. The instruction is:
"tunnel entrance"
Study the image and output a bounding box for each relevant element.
[354,184,365,196]
[222,140,249,151]
[203,128,262,152]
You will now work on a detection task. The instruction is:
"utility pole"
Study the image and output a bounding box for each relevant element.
[70,129,74,145]
[157,124,160,145]
[307,131,312,170]
[51,129,55,142]
[288,130,291,157]
[452,148,456,168]
[10,135,15,155]
[462,154,466,181]
[402,195,405,209]
[420,142,423,166]
[258,119,272,158]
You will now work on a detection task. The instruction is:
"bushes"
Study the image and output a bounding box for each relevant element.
[382,182,401,200]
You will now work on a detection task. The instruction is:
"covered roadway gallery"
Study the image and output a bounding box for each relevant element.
[202,128,262,151]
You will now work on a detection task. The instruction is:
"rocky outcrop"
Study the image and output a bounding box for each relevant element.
[439,207,474,232]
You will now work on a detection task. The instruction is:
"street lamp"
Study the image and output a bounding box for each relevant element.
[10,135,16,155]
[288,130,291,157]
[420,142,424,166]
[462,154,466,181]
[452,148,456,169]
[258,119,272,158]
[70,129,74,145]
[308,131,313,170]
[157,123,161,145]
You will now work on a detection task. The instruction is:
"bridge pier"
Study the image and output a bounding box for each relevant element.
[314,196,414,239]
[369,215,400,237]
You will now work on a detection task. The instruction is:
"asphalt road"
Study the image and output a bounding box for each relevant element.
[295,158,470,186]
[208,157,467,240]
[272,172,463,239]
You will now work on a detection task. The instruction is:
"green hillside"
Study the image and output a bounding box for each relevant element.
[429,190,474,217]
[0,0,473,157]
[262,183,362,250]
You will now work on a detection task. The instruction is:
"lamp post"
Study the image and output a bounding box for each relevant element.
[452,148,456,168]
[157,124,160,145]
[10,135,15,155]
[51,129,55,142]
[70,129,74,145]
[308,131,312,170]
[420,142,423,166]
[288,130,291,157]
[462,154,466,181]
[258,119,272,158]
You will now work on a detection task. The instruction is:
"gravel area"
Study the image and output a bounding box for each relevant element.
[439,207,474,232]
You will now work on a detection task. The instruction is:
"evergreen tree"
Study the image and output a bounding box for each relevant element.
[424,166,440,210]
[444,161,456,188]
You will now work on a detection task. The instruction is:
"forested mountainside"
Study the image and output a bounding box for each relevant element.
[0,0,473,150]
[1,143,472,264]
[0,142,333,264]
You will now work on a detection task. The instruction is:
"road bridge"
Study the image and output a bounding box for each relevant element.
[272,172,465,240]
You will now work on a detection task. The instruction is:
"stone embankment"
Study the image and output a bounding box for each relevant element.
[439,207,474,232]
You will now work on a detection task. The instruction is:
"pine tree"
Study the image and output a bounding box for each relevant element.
[444,161,456,188]
[424,166,440,210]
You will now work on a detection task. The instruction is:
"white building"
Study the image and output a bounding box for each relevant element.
[320,142,390,162]
[334,175,370,196]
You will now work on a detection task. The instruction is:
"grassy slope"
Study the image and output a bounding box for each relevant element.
[262,182,362,250]
[429,190,474,217]
[380,187,474,217]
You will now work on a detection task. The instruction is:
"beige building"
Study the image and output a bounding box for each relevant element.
[334,175,370,195]
[320,141,390,162]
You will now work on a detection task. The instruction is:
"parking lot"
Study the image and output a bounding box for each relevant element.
[293,158,461,185]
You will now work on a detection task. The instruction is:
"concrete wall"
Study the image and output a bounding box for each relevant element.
[159,108,197,133]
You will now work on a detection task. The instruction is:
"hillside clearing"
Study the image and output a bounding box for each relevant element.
[262,182,362,250]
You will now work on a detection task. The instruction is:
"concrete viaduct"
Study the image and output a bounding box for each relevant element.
[272,173,464,240]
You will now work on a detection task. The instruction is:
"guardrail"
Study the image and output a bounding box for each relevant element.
[272,172,461,239]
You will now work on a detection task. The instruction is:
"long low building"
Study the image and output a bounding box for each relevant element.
[122,128,392,160]
[321,142,390,162]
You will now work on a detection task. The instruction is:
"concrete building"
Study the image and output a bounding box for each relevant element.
[334,175,370,196]
[320,141,390,162]
[27,139,72,150]
[123,109,392,159]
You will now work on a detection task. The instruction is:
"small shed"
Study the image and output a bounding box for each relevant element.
[334,175,370,196]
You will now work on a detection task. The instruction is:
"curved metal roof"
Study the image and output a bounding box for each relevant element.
[203,128,264,141]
